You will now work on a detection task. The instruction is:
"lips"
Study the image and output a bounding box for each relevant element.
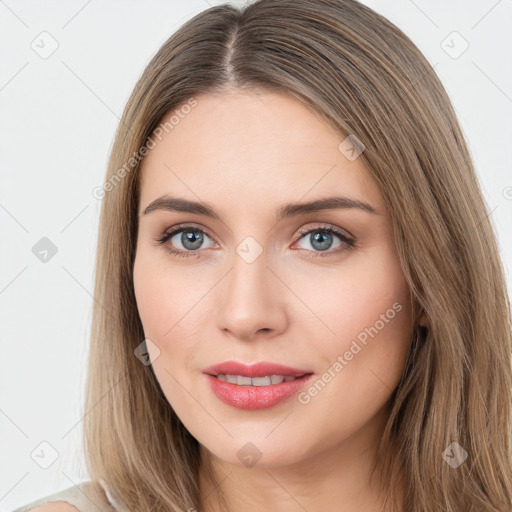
[203,361,314,410]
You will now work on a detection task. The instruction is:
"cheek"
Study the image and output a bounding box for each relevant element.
[322,247,412,396]
[133,248,199,339]
[133,251,198,402]
[291,249,412,443]
[133,256,168,336]
[288,245,412,345]
[132,249,211,390]
[290,244,414,411]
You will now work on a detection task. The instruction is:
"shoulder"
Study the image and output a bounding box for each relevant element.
[11,480,117,512]
[26,503,79,512]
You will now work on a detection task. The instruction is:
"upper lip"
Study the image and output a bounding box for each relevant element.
[203,361,313,378]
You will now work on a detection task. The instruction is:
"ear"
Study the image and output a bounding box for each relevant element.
[413,298,429,328]
[417,309,429,328]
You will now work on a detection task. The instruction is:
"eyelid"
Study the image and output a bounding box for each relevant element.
[153,223,218,246]
[295,223,355,242]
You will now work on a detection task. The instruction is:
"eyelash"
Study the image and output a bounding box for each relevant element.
[153,223,356,259]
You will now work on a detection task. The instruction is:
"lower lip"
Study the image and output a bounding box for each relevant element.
[205,374,314,410]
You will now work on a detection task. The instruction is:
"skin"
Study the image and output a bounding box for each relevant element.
[133,89,423,511]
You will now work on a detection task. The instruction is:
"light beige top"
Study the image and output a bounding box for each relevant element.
[11,480,128,512]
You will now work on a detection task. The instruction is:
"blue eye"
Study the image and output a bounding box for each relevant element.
[294,225,356,258]
[154,223,356,259]
[154,224,214,258]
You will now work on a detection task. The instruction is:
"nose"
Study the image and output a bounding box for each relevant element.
[216,247,288,342]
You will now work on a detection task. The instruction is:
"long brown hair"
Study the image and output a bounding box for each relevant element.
[84,1,512,510]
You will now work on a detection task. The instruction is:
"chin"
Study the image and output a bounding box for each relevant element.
[200,436,310,470]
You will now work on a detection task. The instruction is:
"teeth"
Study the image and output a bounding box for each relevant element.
[216,374,298,386]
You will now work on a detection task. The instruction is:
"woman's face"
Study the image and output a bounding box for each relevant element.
[133,89,415,470]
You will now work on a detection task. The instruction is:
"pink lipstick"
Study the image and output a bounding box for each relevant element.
[203,361,314,410]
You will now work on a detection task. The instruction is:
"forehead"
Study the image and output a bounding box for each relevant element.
[138,90,383,216]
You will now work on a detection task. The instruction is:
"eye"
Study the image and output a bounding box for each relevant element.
[153,224,215,258]
[154,223,356,259]
[293,225,356,258]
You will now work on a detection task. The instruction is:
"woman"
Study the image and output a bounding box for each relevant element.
[14,0,512,511]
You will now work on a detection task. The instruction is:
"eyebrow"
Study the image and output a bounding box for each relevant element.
[142,195,380,221]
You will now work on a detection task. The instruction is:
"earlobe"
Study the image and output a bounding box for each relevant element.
[417,308,429,328]
[412,298,429,328]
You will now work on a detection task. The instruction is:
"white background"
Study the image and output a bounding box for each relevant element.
[1,0,511,509]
